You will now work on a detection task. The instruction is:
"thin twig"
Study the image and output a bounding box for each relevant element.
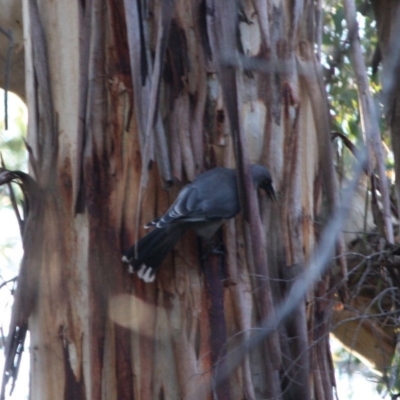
[0,157,23,235]
[0,25,14,130]
[0,277,18,292]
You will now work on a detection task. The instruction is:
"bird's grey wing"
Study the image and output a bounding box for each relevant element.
[159,185,239,228]
[144,184,198,228]
[152,167,240,227]
[194,185,239,220]
[155,185,205,227]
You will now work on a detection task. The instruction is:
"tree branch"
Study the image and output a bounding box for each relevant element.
[344,0,394,244]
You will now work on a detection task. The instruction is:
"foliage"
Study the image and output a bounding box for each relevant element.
[323,1,380,142]
[0,90,27,172]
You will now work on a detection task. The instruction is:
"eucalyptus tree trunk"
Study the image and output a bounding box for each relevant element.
[0,0,24,100]
[1,1,338,399]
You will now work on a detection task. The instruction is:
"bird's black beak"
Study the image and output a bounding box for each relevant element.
[261,180,276,201]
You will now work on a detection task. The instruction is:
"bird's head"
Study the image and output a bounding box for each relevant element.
[251,164,276,201]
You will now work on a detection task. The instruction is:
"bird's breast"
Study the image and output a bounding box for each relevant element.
[191,220,224,239]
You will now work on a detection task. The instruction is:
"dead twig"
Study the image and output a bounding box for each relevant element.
[0,277,17,292]
[0,25,14,130]
[0,160,24,236]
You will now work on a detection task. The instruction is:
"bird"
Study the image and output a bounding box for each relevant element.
[122,164,275,282]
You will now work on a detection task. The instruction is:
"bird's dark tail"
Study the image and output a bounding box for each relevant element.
[122,225,186,282]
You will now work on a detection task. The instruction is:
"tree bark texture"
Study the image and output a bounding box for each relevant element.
[0,0,25,100]
[1,1,342,399]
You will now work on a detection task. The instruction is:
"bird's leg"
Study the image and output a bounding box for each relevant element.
[199,235,225,259]
[210,240,225,255]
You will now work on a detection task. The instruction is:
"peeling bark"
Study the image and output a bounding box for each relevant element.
[0,1,366,399]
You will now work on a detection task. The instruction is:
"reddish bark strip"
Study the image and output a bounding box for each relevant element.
[201,239,232,400]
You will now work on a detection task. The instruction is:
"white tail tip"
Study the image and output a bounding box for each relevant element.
[137,264,156,283]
